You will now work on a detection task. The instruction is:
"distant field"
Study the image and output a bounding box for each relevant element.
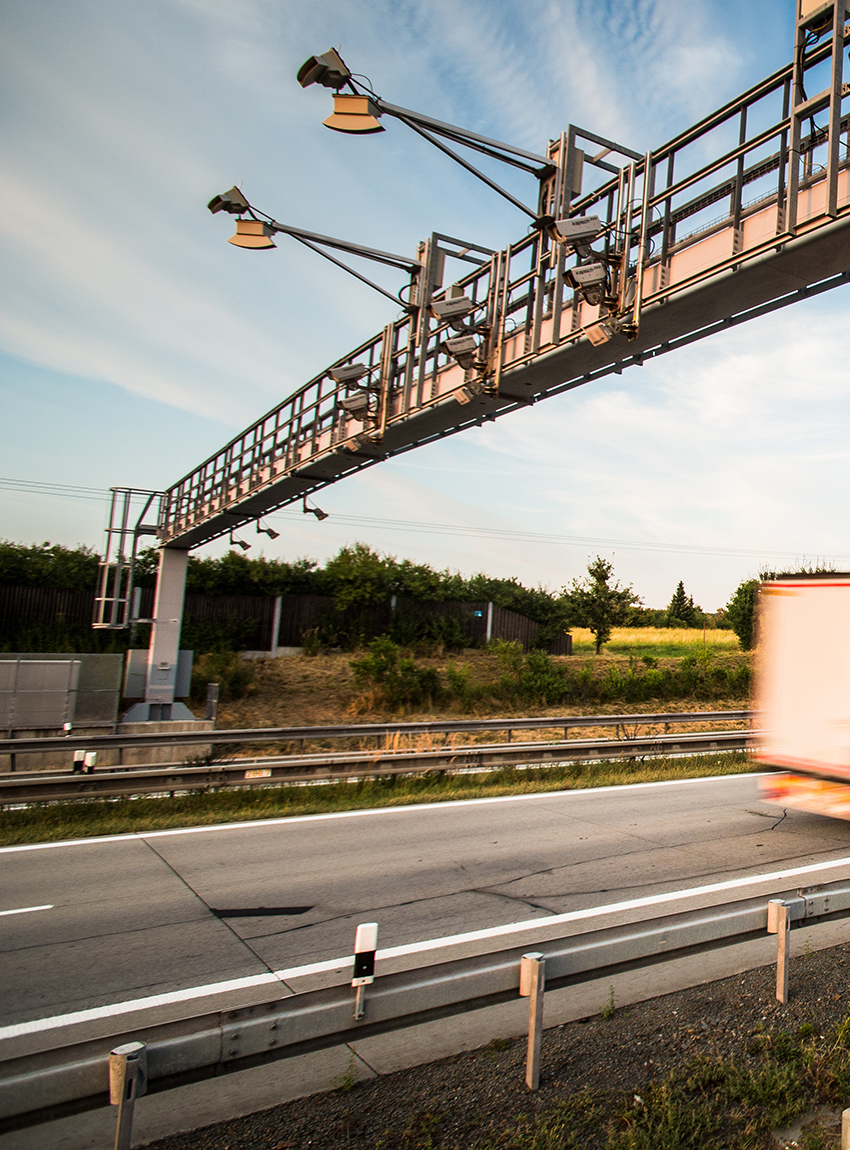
[570,626,741,658]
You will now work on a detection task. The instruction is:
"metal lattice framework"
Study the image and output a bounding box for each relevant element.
[154,7,850,551]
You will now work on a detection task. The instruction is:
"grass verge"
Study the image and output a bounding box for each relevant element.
[0,751,753,846]
[469,1023,850,1150]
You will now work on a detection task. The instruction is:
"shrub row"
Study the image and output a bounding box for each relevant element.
[350,639,750,711]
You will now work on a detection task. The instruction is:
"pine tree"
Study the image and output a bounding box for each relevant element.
[667,581,696,627]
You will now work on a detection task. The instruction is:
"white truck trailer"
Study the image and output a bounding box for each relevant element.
[754,574,850,819]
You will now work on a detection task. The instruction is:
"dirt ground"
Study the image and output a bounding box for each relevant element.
[217,650,749,733]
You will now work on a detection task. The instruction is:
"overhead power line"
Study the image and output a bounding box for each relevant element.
[2,475,845,565]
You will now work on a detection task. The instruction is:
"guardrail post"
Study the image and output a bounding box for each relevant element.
[767,899,791,1003]
[519,951,545,1090]
[352,922,378,1020]
[109,1041,147,1150]
[84,751,97,774]
[206,682,219,724]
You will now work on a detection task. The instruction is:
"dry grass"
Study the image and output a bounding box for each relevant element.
[218,647,748,735]
[571,626,740,656]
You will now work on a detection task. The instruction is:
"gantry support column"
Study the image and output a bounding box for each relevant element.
[144,547,189,714]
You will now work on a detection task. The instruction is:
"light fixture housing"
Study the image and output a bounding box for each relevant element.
[228,219,277,250]
[257,523,280,540]
[297,48,351,90]
[330,363,368,383]
[569,262,607,287]
[586,321,614,346]
[323,93,384,134]
[302,499,329,521]
[552,215,602,247]
[339,393,370,419]
[229,531,251,551]
[443,333,478,371]
[208,187,250,215]
[429,295,475,330]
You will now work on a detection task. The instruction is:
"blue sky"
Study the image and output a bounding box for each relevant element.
[3,0,847,611]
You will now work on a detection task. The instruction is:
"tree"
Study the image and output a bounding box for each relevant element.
[564,557,640,654]
[667,580,696,627]
[725,579,759,651]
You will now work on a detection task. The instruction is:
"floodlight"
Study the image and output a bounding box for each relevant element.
[228,219,277,250]
[303,499,329,520]
[330,363,368,383]
[229,531,251,550]
[297,48,351,90]
[257,523,280,539]
[323,93,384,134]
[443,333,478,371]
[208,187,250,215]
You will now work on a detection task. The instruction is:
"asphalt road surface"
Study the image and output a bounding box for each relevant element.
[4,772,850,1028]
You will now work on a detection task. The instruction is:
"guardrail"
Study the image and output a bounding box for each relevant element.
[0,729,751,804]
[0,708,749,757]
[1,875,846,1137]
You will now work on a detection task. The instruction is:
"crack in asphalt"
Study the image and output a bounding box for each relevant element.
[139,837,295,990]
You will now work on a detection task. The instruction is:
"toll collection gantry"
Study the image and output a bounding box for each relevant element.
[97,0,850,720]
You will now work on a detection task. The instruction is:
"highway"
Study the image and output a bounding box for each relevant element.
[4,772,850,1030]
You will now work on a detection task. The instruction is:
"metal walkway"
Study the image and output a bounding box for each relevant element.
[154,4,850,550]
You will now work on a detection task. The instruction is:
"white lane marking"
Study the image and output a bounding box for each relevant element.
[0,772,765,853]
[0,904,52,917]
[4,847,849,1041]
[0,973,283,1039]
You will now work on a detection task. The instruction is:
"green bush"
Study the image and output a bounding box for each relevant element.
[350,637,445,709]
[725,578,759,651]
[189,651,255,702]
[351,641,752,713]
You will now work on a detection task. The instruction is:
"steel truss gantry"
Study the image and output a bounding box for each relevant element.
[103,0,850,712]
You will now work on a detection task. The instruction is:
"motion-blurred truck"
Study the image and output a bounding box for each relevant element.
[754,573,850,819]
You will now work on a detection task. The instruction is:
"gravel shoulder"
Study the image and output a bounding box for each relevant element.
[146,941,850,1150]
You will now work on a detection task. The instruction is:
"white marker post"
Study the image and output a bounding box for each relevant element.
[352,922,378,1020]
[767,899,791,1003]
[72,750,86,774]
[109,1041,147,1150]
[84,752,97,774]
[519,951,545,1090]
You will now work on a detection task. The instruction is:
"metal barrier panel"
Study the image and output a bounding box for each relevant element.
[0,660,80,730]
[3,653,122,726]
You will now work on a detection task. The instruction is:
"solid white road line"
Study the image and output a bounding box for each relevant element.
[0,904,52,917]
[3,848,849,1042]
[0,772,765,854]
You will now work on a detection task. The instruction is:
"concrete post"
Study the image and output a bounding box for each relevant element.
[145,548,190,709]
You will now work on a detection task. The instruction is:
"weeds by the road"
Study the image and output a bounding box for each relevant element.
[0,751,752,846]
[470,1022,850,1149]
